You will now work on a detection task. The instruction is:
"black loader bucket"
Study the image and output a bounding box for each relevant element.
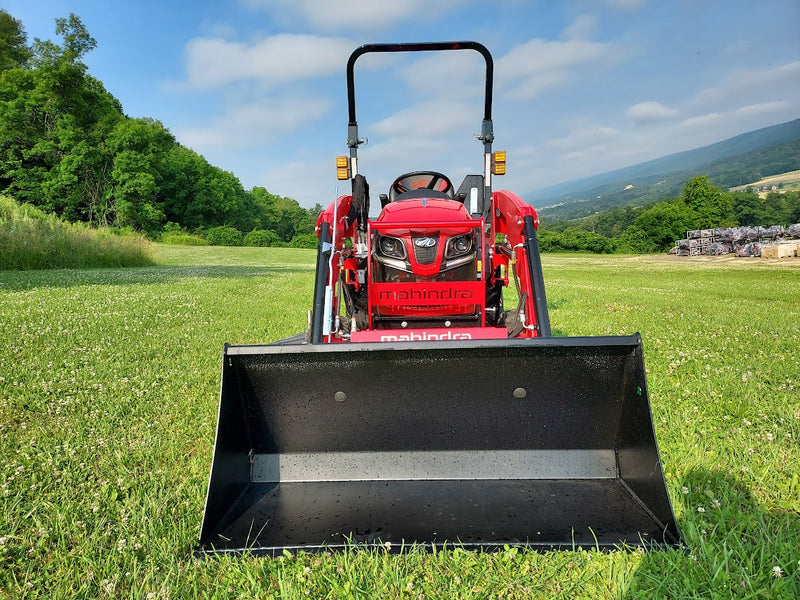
[199,334,681,554]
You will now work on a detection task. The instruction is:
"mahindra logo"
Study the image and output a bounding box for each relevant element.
[414,236,437,248]
[379,289,473,301]
[380,331,473,341]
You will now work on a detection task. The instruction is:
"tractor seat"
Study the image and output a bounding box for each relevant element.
[388,171,455,203]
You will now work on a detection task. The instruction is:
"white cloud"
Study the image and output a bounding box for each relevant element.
[497,38,617,99]
[261,158,333,207]
[689,60,800,114]
[177,96,331,149]
[736,101,792,116]
[626,101,679,123]
[178,34,354,90]
[547,123,620,154]
[244,0,467,30]
[363,100,479,181]
[399,52,487,100]
[680,112,722,129]
[563,14,598,41]
[371,100,476,139]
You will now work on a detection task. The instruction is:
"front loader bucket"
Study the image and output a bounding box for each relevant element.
[199,335,681,554]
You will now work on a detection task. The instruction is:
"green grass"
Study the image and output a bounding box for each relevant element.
[1,247,798,598]
[0,195,154,270]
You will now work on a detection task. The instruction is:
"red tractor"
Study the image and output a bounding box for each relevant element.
[200,42,681,555]
[311,42,548,344]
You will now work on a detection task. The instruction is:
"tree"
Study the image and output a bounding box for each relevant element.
[617,226,658,254]
[243,229,281,247]
[30,13,95,70]
[55,14,96,64]
[731,189,763,226]
[0,13,122,217]
[111,150,162,231]
[250,186,280,231]
[205,225,243,246]
[624,199,695,251]
[785,191,800,223]
[535,229,565,252]
[762,191,792,225]
[0,10,31,72]
[681,176,735,228]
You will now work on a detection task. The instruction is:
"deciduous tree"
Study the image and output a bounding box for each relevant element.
[0,9,30,72]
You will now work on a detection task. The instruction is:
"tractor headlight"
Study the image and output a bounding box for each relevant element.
[378,235,407,260]
[445,235,473,258]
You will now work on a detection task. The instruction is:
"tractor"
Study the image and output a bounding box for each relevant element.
[199,42,681,555]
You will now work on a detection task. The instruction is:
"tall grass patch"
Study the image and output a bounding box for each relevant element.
[0,196,154,270]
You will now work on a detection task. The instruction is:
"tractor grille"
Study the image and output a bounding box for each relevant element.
[412,236,438,264]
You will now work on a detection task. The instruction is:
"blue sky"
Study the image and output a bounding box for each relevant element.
[6,1,800,208]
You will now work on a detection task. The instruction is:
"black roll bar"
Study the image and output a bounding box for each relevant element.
[346,41,493,130]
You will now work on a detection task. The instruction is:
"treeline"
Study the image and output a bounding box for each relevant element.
[0,11,319,247]
[539,176,800,253]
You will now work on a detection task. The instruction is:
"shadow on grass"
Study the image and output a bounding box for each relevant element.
[0,264,315,291]
[624,467,799,598]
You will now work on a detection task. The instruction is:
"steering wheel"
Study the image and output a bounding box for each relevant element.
[390,171,454,201]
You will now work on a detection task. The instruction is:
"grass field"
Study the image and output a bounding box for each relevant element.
[729,169,800,196]
[1,246,798,598]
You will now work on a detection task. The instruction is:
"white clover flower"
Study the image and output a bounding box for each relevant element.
[681,486,689,495]
[697,506,705,513]
[711,499,721,509]
[772,565,783,578]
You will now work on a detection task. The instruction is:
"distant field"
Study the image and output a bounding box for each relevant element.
[729,169,800,195]
[1,247,798,598]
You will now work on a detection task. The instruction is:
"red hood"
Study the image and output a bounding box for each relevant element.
[376,198,471,224]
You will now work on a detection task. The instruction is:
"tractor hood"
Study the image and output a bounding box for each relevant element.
[376,198,472,225]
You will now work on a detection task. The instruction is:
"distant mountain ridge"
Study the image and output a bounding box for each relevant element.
[530,118,800,220]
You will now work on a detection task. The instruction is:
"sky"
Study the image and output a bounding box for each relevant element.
[5,0,800,208]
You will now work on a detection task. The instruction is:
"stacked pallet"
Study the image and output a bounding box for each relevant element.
[761,242,798,259]
[672,224,800,257]
[674,229,715,256]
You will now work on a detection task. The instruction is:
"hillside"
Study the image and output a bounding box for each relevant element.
[729,170,800,196]
[531,118,800,220]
